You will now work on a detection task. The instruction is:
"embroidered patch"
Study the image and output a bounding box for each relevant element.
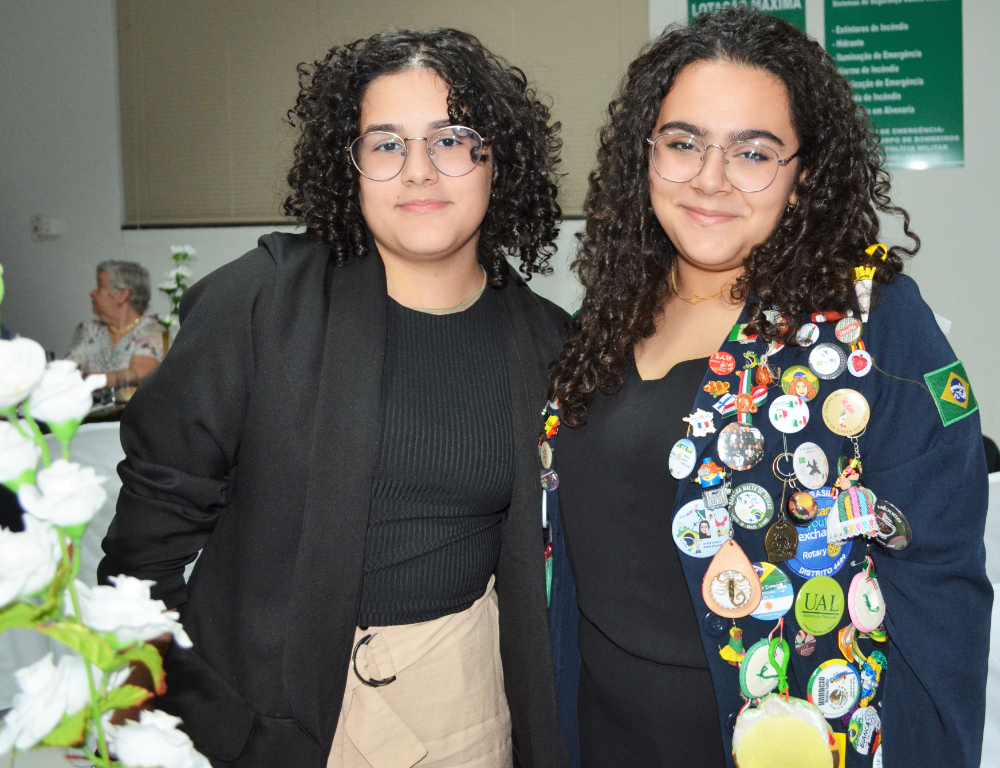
[924,360,977,426]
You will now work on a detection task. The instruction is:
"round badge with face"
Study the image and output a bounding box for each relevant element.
[669,438,698,480]
[739,638,788,700]
[717,422,766,471]
[781,366,820,401]
[796,322,820,347]
[730,484,774,530]
[834,316,863,345]
[809,343,848,380]
[848,706,881,754]
[672,499,730,558]
[787,488,852,579]
[787,491,819,525]
[709,351,737,376]
[768,394,810,434]
[795,576,845,636]
[539,440,553,469]
[847,349,873,377]
[750,561,794,620]
[807,659,860,718]
[792,442,829,490]
[795,630,817,657]
[822,389,871,436]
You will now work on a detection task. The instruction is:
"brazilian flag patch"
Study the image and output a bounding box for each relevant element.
[924,360,977,427]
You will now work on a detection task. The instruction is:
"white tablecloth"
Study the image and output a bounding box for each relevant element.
[0,423,124,708]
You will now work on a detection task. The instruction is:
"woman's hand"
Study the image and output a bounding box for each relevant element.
[105,355,159,388]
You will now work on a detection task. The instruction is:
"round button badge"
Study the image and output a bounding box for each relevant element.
[730,483,774,530]
[786,487,852,579]
[768,394,810,434]
[835,316,863,345]
[795,575,845,636]
[750,561,794,621]
[809,343,847,379]
[709,351,736,376]
[787,491,819,524]
[848,706,881,754]
[718,422,766,471]
[822,389,870,436]
[795,630,817,657]
[847,349,873,377]
[780,366,820,401]
[672,499,731,558]
[669,438,698,480]
[540,469,559,491]
[808,659,861,718]
[795,322,820,347]
[792,441,829,490]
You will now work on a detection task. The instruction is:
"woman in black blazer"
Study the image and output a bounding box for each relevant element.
[99,29,570,768]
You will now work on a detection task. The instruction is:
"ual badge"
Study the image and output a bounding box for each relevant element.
[924,360,977,426]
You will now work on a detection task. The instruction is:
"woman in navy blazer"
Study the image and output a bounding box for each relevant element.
[545,9,989,768]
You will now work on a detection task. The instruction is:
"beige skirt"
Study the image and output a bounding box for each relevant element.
[327,576,512,768]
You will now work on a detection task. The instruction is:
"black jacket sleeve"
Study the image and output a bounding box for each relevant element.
[98,245,276,607]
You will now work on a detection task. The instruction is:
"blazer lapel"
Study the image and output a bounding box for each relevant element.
[282,250,388,746]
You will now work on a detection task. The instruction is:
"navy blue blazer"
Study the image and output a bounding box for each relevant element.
[547,274,990,768]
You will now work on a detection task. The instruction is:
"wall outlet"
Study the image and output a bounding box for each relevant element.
[30,214,65,240]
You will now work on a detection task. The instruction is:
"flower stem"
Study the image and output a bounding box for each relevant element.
[20,402,50,468]
[0,408,28,439]
[60,532,112,768]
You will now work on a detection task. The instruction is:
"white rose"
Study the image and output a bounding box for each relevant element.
[75,575,192,649]
[169,244,196,257]
[166,266,192,280]
[0,515,61,607]
[27,360,106,425]
[106,709,210,768]
[0,420,40,486]
[18,459,108,528]
[0,337,47,409]
[0,653,91,752]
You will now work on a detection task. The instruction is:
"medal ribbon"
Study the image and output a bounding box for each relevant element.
[736,370,754,424]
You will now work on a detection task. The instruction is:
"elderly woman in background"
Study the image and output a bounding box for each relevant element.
[66,260,163,386]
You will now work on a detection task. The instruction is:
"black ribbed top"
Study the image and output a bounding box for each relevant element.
[357,286,514,627]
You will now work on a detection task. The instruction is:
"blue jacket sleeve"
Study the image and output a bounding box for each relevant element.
[860,274,990,768]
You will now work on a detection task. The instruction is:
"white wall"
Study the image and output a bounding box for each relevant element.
[0,0,995,437]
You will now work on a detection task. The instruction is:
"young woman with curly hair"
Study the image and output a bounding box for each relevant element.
[100,29,571,768]
[543,9,989,768]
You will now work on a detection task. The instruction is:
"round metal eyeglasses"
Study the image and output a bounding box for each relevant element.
[647,133,799,193]
[347,126,486,181]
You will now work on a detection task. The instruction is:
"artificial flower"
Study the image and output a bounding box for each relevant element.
[27,360,106,425]
[0,514,61,607]
[169,245,196,257]
[0,654,91,752]
[75,575,192,648]
[106,709,210,768]
[0,420,40,487]
[0,337,47,409]
[18,459,108,528]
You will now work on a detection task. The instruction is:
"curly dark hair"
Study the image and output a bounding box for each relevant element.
[283,28,562,286]
[551,8,919,426]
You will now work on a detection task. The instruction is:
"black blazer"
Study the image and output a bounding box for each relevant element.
[99,233,572,768]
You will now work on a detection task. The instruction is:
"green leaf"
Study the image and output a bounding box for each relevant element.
[38,622,117,670]
[39,706,89,747]
[1,467,36,493]
[98,683,152,712]
[0,601,42,634]
[118,642,166,695]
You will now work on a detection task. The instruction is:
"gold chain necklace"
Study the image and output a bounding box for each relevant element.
[411,268,488,315]
[111,316,142,335]
[669,262,729,305]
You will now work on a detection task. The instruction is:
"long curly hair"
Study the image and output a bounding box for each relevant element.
[551,8,919,426]
[283,28,562,286]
